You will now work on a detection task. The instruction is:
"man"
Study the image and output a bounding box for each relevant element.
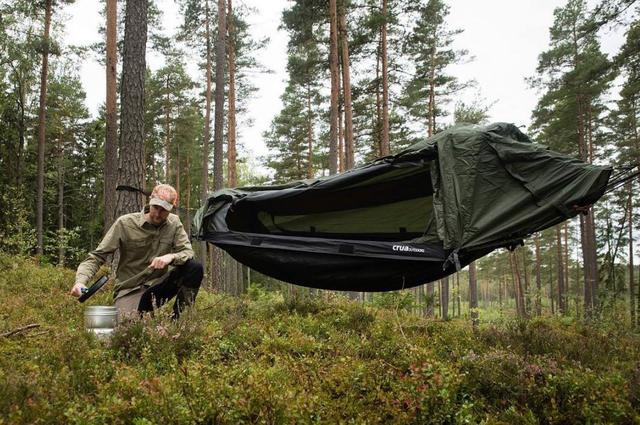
[70,184,203,318]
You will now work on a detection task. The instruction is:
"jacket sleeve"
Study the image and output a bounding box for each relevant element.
[172,220,194,265]
[75,219,121,286]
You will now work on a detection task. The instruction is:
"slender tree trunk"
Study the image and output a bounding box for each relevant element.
[564,222,570,304]
[427,26,437,137]
[201,0,213,283]
[628,182,636,327]
[338,1,354,169]
[375,36,383,157]
[16,81,26,187]
[306,85,314,178]
[176,145,181,209]
[535,233,542,316]
[116,0,148,217]
[510,251,526,317]
[521,244,531,313]
[456,272,461,317]
[338,100,344,173]
[375,36,384,156]
[164,75,171,183]
[328,0,339,174]
[211,0,227,290]
[57,137,65,266]
[185,156,192,236]
[213,0,226,191]
[426,282,434,317]
[469,261,478,327]
[227,0,237,188]
[380,0,390,156]
[441,276,449,320]
[104,0,118,233]
[36,0,53,256]
[226,0,241,295]
[550,264,555,315]
[556,226,566,314]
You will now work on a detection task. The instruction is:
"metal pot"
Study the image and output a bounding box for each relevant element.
[84,306,118,339]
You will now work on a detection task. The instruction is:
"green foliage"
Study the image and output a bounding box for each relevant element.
[2,255,639,423]
[0,189,35,255]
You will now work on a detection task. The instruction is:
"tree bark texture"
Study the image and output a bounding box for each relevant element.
[213,0,226,191]
[116,0,147,217]
[227,0,237,187]
[469,261,478,327]
[211,0,227,290]
[556,226,566,314]
[426,282,434,317]
[306,86,314,178]
[628,183,636,327]
[200,0,213,282]
[104,0,118,233]
[338,2,354,170]
[57,137,65,266]
[380,0,390,156]
[328,0,339,174]
[441,276,449,320]
[535,233,542,316]
[36,0,52,256]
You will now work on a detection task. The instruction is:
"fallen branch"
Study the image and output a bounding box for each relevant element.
[1,323,40,338]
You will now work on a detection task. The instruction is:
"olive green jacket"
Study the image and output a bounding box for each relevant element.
[75,209,194,300]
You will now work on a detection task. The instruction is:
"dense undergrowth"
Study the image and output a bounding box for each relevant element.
[0,254,639,424]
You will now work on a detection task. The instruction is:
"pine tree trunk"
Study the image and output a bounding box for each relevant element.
[16,83,26,187]
[380,0,390,156]
[57,137,65,266]
[185,156,192,234]
[456,272,461,317]
[227,0,237,188]
[441,276,449,320]
[426,282,434,317]
[556,226,566,314]
[116,0,147,217]
[427,27,436,137]
[176,145,181,209]
[211,0,227,291]
[306,86,314,178]
[36,0,52,256]
[226,0,240,296]
[628,183,636,327]
[201,0,213,284]
[469,261,478,327]
[164,75,171,183]
[563,222,570,303]
[338,100,344,173]
[375,36,383,157]
[535,233,542,316]
[338,2,354,169]
[213,0,225,191]
[510,251,526,317]
[521,244,531,313]
[104,0,118,233]
[328,0,339,174]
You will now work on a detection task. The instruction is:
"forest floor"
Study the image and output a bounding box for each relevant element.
[1,254,639,424]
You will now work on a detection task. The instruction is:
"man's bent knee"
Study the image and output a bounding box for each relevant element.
[180,259,203,288]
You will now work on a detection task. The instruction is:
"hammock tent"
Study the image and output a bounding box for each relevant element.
[193,123,612,292]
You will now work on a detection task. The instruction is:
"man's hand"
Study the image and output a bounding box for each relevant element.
[149,254,175,269]
[70,283,87,298]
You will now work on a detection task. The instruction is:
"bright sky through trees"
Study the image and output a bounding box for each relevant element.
[64,0,624,159]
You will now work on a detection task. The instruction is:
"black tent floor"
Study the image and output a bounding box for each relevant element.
[203,232,487,291]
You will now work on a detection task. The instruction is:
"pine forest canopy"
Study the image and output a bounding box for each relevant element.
[0,0,638,322]
[194,123,612,292]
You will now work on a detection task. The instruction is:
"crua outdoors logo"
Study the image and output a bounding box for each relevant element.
[392,245,425,253]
